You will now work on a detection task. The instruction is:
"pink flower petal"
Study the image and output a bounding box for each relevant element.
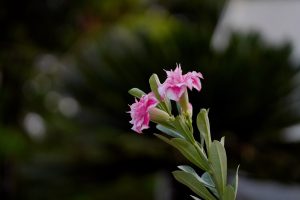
[128,92,158,133]
[184,71,203,91]
[159,64,203,101]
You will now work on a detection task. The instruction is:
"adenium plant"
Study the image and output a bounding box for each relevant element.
[128,65,239,200]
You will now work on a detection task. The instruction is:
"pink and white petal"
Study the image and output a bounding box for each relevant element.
[165,86,185,101]
[192,79,202,91]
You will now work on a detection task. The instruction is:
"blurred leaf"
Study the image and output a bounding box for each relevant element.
[154,133,173,146]
[190,195,202,200]
[233,165,240,198]
[222,185,235,200]
[0,128,27,156]
[220,136,225,146]
[173,170,216,200]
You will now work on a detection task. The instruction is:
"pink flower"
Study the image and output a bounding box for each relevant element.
[158,65,186,101]
[184,71,203,91]
[128,93,158,133]
[158,64,203,101]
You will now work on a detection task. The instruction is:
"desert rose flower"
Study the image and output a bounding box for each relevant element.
[158,65,187,101]
[129,93,158,133]
[185,71,203,91]
[158,64,203,101]
[129,93,170,133]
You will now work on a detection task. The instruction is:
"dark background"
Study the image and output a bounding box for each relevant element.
[1,0,300,199]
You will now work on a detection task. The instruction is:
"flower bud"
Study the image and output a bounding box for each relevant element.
[179,90,192,118]
[149,107,171,124]
[187,103,193,117]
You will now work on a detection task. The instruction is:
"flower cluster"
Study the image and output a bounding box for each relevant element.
[128,64,203,133]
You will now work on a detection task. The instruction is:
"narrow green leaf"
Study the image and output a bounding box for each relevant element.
[128,88,146,98]
[149,74,171,114]
[154,133,172,146]
[155,134,209,171]
[201,172,214,186]
[220,136,225,146]
[178,165,196,174]
[178,165,214,188]
[196,109,212,151]
[233,165,240,199]
[171,116,186,136]
[222,185,235,200]
[201,172,219,198]
[176,102,182,114]
[172,138,209,171]
[173,171,217,200]
[209,140,227,196]
[149,74,162,101]
[165,97,172,114]
[190,195,202,200]
[171,116,194,142]
[156,124,184,138]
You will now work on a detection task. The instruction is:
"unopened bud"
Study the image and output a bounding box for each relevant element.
[179,90,193,118]
[187,103,193,117]
[149,107,171,124]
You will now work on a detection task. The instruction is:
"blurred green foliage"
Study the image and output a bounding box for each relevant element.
[1,0,300,199]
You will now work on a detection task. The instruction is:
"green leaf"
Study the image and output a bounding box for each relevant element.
[173,170,217,200]
[209,140,227,196]
[190,195,202,200]
[154,134,173,146]
[222,185,235,200]
[156,124,184,138]
[196,109,212,151]
[201,172,214,187]
[178,165,215,188]
[128,88,146,98]
[178,165,219,197]
[149,74,162,101]
[177,165,214,188]
[165,96,172,115]
[149,74,171,114]
[233,165,240,199]
[171,115,194,142]
[201,172,219,198]
[155,134,209,171]
[176,102,182,114]
[172,138,209,171]
[220,136,225,146]
[178,166,218,197]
